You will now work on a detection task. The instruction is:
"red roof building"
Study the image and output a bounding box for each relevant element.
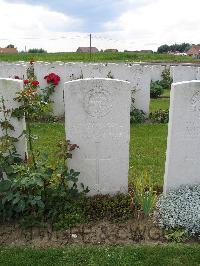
[0,48,18,54]
[186,45,200,56]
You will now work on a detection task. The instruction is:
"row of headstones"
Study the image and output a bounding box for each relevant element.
[1,77,200,195]
[1,61,200,116]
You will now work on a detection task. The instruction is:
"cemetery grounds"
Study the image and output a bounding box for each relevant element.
[0,62,200,265]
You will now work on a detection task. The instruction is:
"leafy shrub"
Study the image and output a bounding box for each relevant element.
[150,80,163,98]
[156,185,200,236]
[130,108,146,124]
[0,153,88,229]
[149,109,169,123]
[160,68,173,90]
[150,68,173,99]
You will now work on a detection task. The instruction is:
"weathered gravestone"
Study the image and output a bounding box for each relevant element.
[0,62,27,80]
[172,65,197,83]
[65,78,131,195]
[0,78,27,159]
[164,80,200,193]
[82,63,151,114]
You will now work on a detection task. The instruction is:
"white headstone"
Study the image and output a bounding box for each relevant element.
[129,65,151,114]
[65,78,131,195]
[82,63,151,114]
[164,80,200,193]
[172,65,198,83]
[151,65,167,81]
[0,63,26,80]
[0,78,27,159]
[81,63,106,78]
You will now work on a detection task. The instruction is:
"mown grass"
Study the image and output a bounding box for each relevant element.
[129,124,167,187]
[0,52,199,63]
[161,89,171,97]
[0,245,200,266]
[150,98,170,112]
[31,122,168,188]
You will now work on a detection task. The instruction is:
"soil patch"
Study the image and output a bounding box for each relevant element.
[0,218,167,247]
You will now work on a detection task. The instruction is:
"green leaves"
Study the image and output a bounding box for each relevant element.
[11,106,25,120]
[150,80,163,98]
[0,154,88,229]
[0,180,11,192]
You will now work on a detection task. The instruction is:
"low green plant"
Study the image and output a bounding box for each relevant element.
[130,172,157,216]
[130,108,146,124]
[150,80,163,98]
[165,228,189,243]
[149,109,169,123]
[82,194,133,222]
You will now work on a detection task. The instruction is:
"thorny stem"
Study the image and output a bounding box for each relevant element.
[26,114,37,169]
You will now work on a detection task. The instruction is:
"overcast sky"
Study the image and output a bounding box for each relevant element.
[0,0,200,52]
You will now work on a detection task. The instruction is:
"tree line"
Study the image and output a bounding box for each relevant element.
[157,43,191,53]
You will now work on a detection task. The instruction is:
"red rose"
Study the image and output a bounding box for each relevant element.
[24,79,29,85]
[44,73,60,86]
[31,80,39,86]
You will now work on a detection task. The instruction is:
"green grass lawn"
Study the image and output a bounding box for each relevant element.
[0,245,200,266]
[129,124,168,187]
[0,52,199,63]
[161,89,171,97]
[31,122,168,188]
[150,98,170,112]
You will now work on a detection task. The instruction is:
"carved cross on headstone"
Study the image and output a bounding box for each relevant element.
[85,141,111,187]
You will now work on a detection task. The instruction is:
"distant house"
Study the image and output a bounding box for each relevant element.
[76,47,99,53]
[140,50,153,53]
[0,47,18,54]
[104,49,118,53]
[187,45,200,57]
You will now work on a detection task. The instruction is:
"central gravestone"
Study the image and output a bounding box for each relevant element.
[164,80,200,193]
[65,78,131,195]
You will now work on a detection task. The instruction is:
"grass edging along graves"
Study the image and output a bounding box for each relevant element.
[0,245,200,265]
[0,52,199,63]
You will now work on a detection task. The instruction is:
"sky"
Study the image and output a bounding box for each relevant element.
[0,0,200,52]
